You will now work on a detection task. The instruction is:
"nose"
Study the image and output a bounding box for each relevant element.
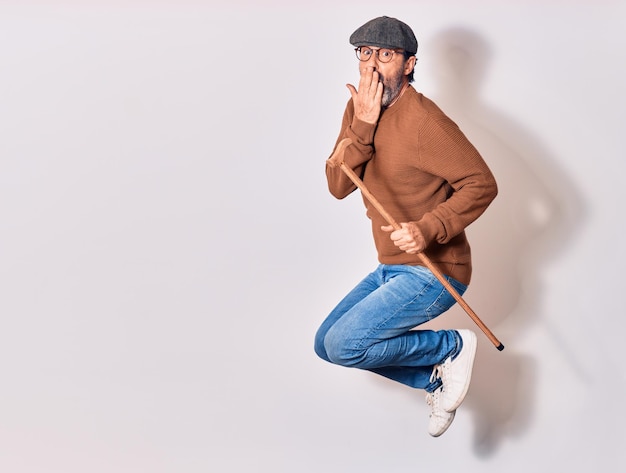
[369,52,381,66]
[362,56,379,71]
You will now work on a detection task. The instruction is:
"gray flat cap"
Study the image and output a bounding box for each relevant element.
[349,16,418,55]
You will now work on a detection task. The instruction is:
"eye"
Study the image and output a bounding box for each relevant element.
[380,49,393,59]
[360,47,373,57]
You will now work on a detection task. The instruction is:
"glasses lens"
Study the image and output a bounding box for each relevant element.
[355,47,396,62]
[357,47,373,61]
[378,49,394,63]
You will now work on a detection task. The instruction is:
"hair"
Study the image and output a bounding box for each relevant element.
[404,51,416,83]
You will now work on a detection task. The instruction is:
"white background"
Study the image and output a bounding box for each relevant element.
[1,1,624,471]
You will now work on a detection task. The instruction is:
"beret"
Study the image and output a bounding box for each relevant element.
[349,16,418,55]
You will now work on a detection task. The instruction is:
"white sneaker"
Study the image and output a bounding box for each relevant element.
[439,329,477,412]
[426,386,455,437]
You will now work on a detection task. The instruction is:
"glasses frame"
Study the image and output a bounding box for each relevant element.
[354,46,404,63]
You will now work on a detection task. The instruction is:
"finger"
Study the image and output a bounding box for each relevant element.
[390,231,404,242]
[365,69,380,96]
[401,243,416,252]
[365,71,380,100]
[374,79,383,102]
[346,83,358,101]
[359,66,374,90]
[381,225,394,232]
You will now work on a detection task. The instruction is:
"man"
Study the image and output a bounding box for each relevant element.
[314,16,498,437]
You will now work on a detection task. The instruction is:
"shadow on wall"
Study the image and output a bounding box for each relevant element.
[421,27,585,455]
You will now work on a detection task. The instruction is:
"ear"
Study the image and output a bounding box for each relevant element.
[404,55,417,75]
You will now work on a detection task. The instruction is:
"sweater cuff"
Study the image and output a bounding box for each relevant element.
[415,213,445,246]
[350,117,377,145]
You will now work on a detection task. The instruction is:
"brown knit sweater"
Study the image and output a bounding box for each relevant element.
[326,86,497,285]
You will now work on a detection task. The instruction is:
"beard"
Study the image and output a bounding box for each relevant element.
[379,68,406,107]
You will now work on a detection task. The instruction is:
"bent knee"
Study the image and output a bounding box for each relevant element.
[314,337,330,362]
[323,332,366,367]
[314,328,333,362]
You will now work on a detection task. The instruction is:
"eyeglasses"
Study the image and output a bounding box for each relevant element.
[355,46,403,63]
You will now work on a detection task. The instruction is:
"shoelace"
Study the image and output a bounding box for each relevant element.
[430,364,444,385]
[426,365,446,417]
[425,387,443,415]
[428,362,450,408]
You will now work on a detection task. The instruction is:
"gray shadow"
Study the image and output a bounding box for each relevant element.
[422,27,586,454]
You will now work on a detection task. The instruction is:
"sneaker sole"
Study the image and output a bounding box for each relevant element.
[443,330,477,412]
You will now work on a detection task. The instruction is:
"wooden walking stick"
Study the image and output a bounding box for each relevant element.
[329,138,504,351]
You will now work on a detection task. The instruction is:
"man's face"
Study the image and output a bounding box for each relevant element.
[358,47,413,106]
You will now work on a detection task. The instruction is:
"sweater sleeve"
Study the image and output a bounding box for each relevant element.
[326,100,377,199]
[414,117,498,245]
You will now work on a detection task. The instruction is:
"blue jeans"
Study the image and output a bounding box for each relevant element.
[314,264,467,392]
